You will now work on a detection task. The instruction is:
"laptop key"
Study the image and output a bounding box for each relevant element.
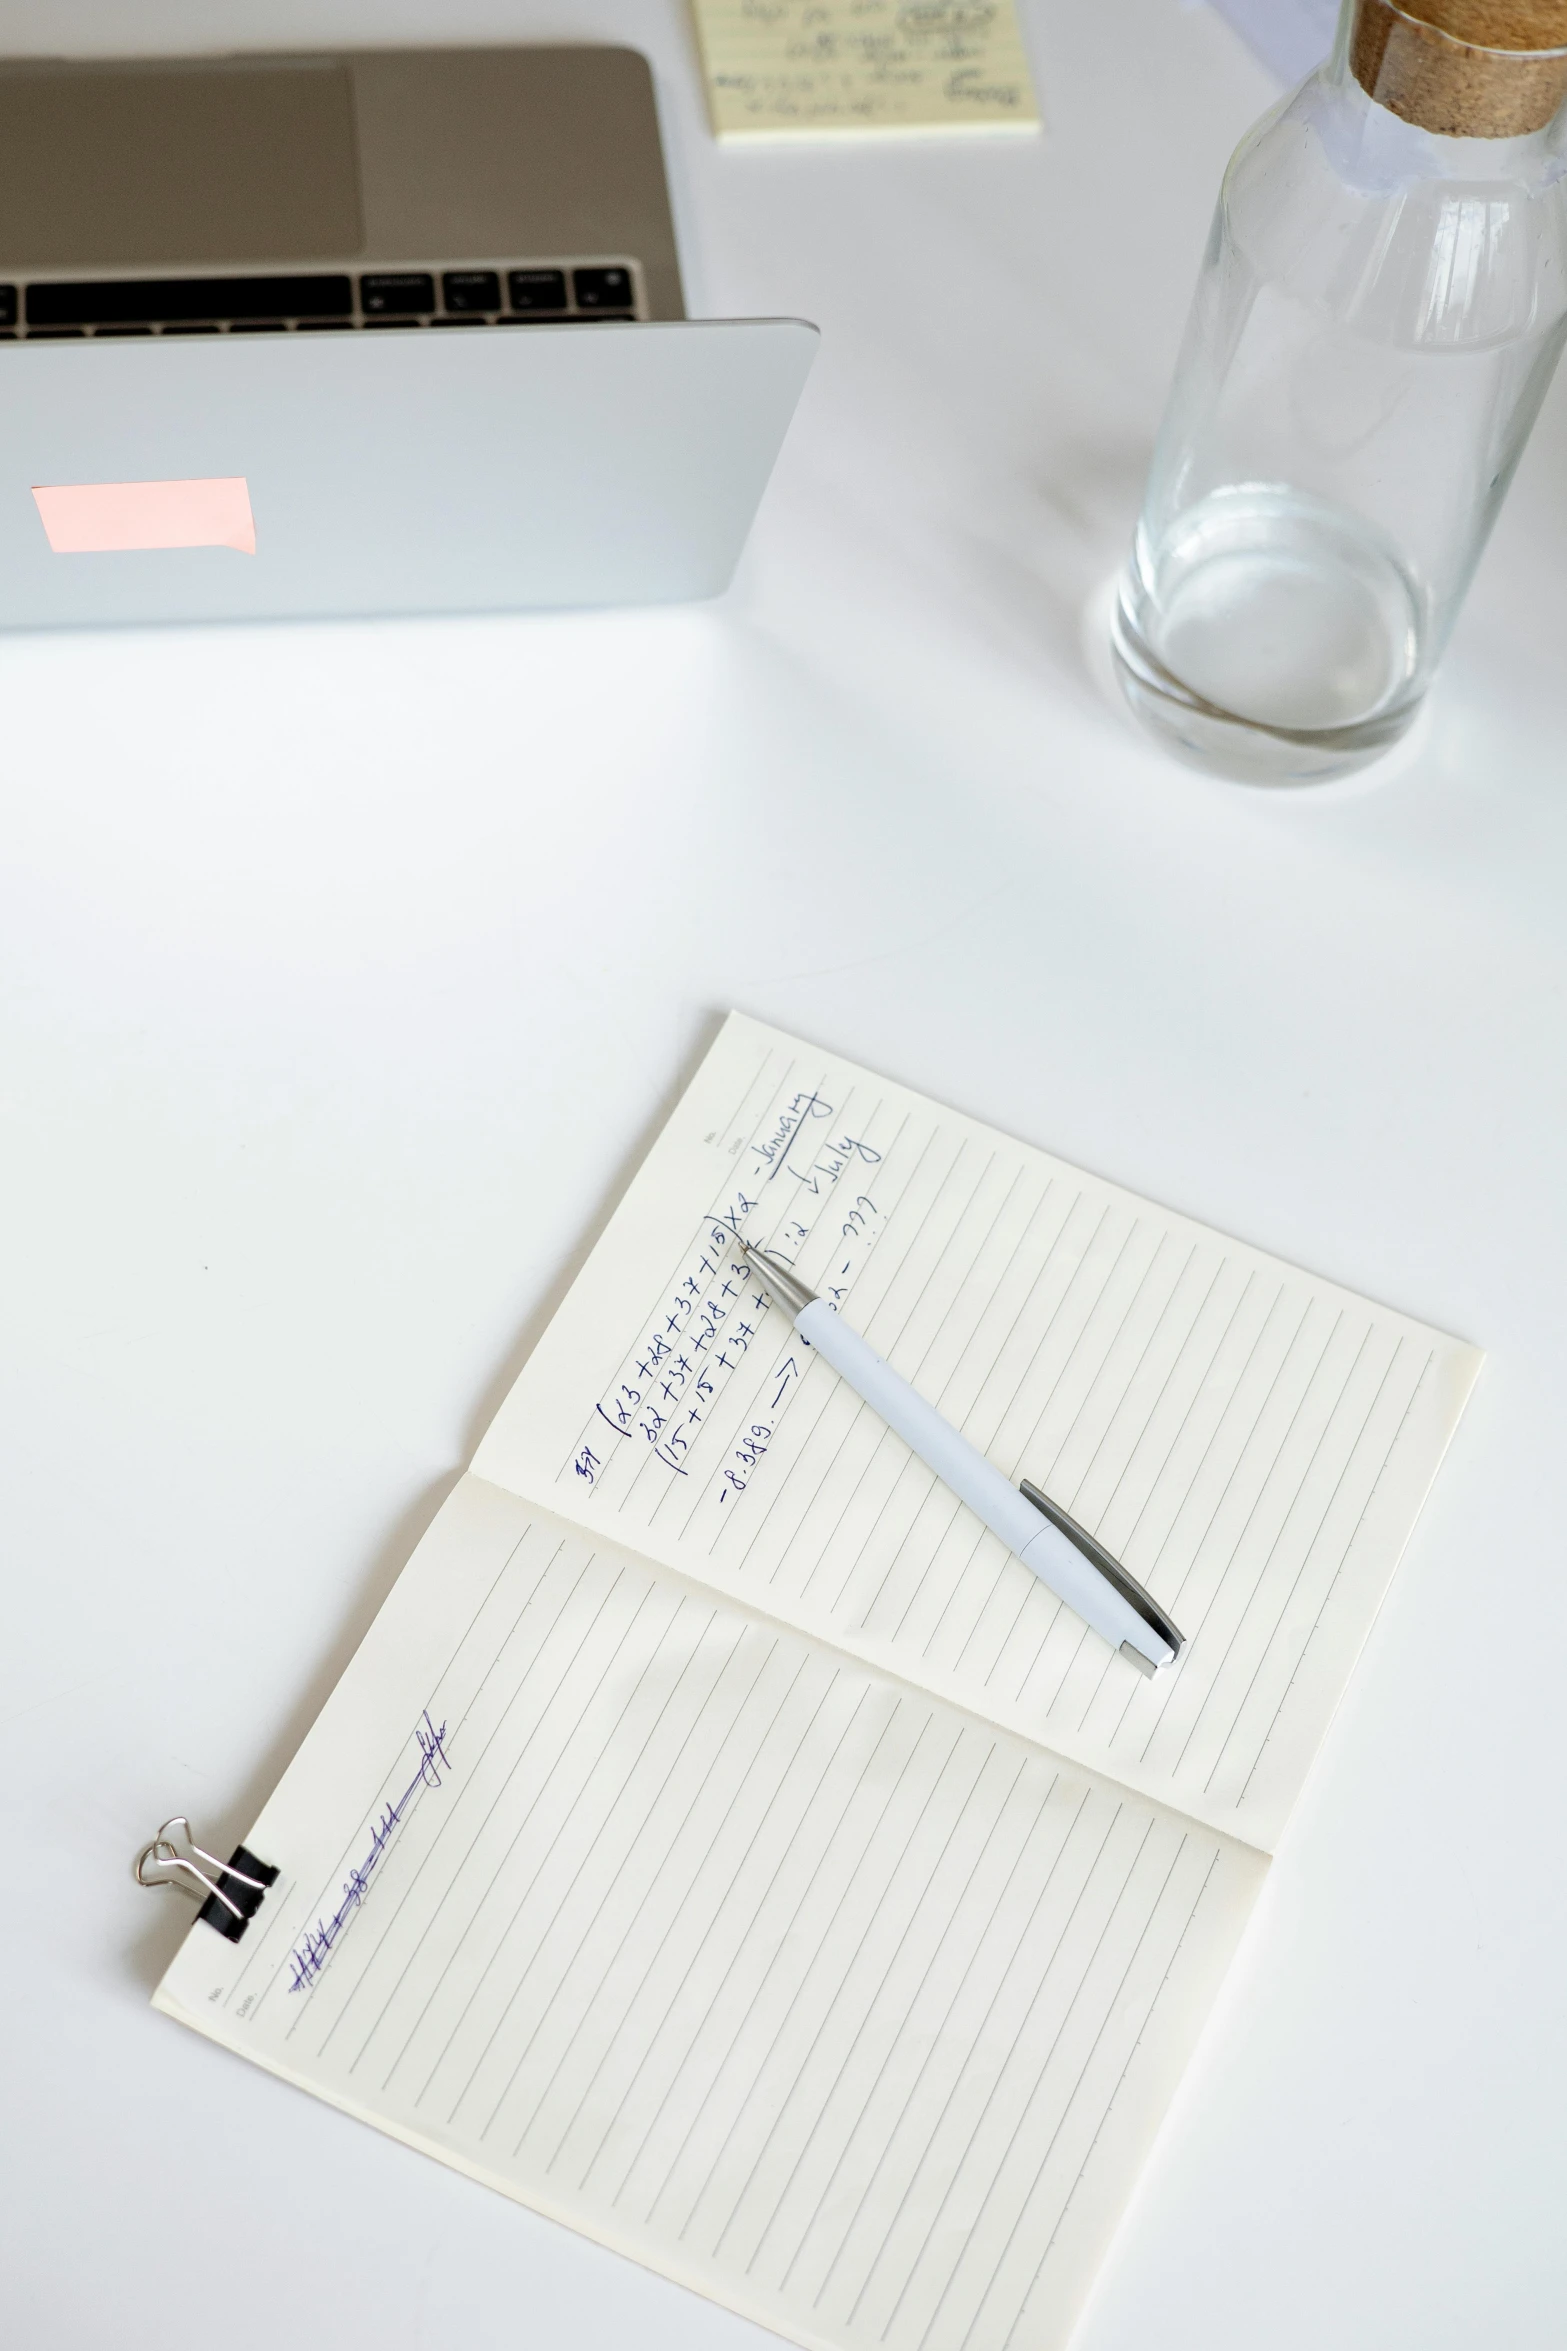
[508,268,567,314]
[574,266,634,313]
[443,269,500,313]
[361,272,436,316]
[0,287,15,328]
[26,274,351,327]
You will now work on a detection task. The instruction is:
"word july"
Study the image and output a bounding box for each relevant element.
[288,1712,451,1993]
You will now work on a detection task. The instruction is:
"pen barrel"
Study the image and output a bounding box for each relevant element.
[794,1302,1167,1664]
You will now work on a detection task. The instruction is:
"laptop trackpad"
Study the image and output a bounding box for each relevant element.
[0,61,364,268]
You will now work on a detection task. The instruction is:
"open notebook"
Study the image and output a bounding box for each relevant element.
[152,1015,1480,2351]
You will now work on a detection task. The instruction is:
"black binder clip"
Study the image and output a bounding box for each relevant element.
[134,1817,278,1944]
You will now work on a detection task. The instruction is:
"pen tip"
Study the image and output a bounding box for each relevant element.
[735,1240,818,1317]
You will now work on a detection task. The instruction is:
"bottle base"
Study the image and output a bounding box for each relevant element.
[1109,487,1428,784]
[1110,597,1423,784]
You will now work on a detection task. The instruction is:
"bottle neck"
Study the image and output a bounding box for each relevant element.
[1342,0,1567,138]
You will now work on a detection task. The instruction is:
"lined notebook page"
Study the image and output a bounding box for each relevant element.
[474,1015,1480,1851]
[158,1480,1261,2351]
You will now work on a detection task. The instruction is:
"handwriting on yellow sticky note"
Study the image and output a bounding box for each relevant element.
[691,0,1041,139]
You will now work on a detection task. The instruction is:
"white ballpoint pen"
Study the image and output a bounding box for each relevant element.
[740,1241,1183,1676]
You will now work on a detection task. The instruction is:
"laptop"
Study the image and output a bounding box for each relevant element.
[0,48,817,628]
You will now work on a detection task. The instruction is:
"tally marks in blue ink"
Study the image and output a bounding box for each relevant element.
[287,1710,451,1993]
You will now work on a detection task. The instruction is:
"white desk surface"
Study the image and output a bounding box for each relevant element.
[3,4,1563,2346]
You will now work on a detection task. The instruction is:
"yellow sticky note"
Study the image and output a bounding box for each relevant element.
[691,0,1042,140]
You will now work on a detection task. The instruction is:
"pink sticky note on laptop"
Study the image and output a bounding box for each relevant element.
[31,476,256,554]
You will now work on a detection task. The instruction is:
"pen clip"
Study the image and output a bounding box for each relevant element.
[1019,1480,1184,1666]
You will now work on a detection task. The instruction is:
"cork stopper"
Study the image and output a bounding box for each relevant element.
[1352,0,1567,134]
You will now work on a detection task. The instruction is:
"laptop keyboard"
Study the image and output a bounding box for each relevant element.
[0,263,642,339]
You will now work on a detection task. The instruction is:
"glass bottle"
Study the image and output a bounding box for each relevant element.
[1113,0,1567,782]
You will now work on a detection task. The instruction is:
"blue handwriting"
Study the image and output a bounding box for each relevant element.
[287,1711,451,1993]
[752,1090,833,1183]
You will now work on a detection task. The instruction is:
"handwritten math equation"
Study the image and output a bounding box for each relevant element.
[287,1711,452,1994]
[584,1201,770,1472]
[567,1082,887,1512]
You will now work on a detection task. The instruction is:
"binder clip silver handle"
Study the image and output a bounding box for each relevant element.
[134,1816,271,1923]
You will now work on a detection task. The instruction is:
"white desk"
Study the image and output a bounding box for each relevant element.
[3,4,1563,2346]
